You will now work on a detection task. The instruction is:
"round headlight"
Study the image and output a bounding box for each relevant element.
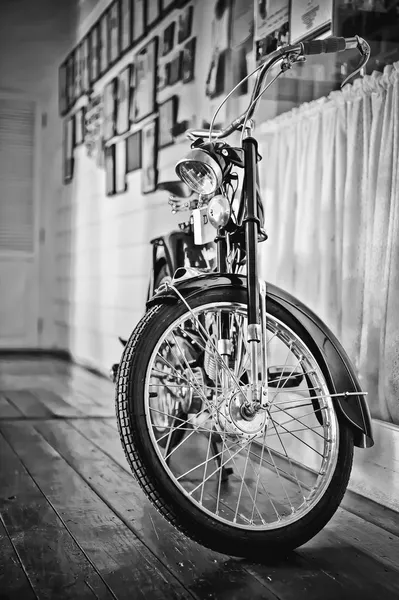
[207,194,231,228]
[175,149,223,196]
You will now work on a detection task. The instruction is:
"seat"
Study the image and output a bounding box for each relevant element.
[157,180,193,198]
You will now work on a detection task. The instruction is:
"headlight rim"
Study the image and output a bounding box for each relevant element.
[175,148,224,196]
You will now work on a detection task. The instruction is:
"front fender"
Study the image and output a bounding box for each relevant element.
[147,273,373,448]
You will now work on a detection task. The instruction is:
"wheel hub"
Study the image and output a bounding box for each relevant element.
[217,388,268,439]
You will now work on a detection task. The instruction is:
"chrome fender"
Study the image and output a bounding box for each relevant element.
[147,272,373,448]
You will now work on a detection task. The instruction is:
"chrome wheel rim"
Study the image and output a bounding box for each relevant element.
[144,302,339,530]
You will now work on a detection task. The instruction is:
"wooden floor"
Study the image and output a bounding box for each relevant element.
[1,357,399,600]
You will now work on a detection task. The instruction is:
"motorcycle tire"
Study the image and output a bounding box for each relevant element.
[115,286,354,558]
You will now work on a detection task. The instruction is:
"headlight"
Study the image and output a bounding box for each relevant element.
[175,149,223,196]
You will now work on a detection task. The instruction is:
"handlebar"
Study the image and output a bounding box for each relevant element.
[187,35,370,142]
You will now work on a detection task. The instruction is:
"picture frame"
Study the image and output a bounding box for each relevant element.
[74,46,82,99]
[115,140,128,193]
[166,51,182,86]
[157,62,168,90]
[63,117,75,184]
[128,64,136,123]
[59,61,68,115]
[89,25,100,84]
[81,36,90,93]
[132,0,146,42]
[99,10,109,75]
[161,0,175,14]
[162,21,175,56]
[177,4,193,43]
[66,53,75,108]
[116,65,131,135]
[108,0,121,65]
[126,130,142,172]
[121,0,132,52]
[74,107,86,146]
[105,145,116,195]
[182,36,196,83]
[141,119,158,194]
[133,37,158,122]
[103,78,117,141]
[159,95,178,148]
[289,0,332,44]
[147,0,162,28]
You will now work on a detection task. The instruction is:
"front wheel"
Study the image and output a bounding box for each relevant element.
[116,287,354,558]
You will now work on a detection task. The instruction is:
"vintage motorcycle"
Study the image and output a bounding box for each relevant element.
[115,36,373,558]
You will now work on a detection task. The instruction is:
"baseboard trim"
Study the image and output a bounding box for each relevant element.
[0,348,72,360]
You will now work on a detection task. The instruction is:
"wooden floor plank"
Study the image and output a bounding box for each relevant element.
[0,394,23,419]
[342,489,399,538]
[64,418,353,600]
[3,391,52,418]
[0,433,115,600]
[0,518,37,600]
[0,422,194,600]
[30,389,87,418]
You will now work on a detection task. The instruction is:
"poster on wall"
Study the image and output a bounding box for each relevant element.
[85,95,103,159]
[116,66,131,134]
[63,117,75,183]
[100,11,109,74]
[133,38,157,122]
[59,62,68,115]
[121,0,132,52]
[159,96,178,147]
[132,0,146,42]
[89,25,100,83]
[126,131,142,172]
[108,1,121,65]
[115,140,127,193]
[290,0,333,43]
[81,37,90,93]
[103,79,117,141]
[141,119,158,194]
[74,45,82,99]
[254,0,289,64]
[147,0,161,27]
[67,53,75,107]
[205,0,231,99]
[105,145,116,195]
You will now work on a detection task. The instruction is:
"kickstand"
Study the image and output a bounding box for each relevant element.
[210,433,233,482]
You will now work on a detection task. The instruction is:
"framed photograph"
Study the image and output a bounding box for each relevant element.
[161,0,175,14]
[126,130,142,172]
[74,46,82,99]
[116,65,131,134]
[121,0,132,52]
[182,36,196,83]
[108,1,121,65]
[166,51,182,86]
[177,4,193,43]
[133,37,158,122]
[89,25,100,84]
[162,21,175,56]
[141,119,158,194]
[159,95,178,148]
[289,0,332,44]
[74,108,86,146]
[59,62,68,115]
[103,78,117,141]
[157,62,168,90]
[63,117,75,183]
[128,64,136,122]
[81,37,90,92]
[99,11,109,74]
[147,0,161,28]
[105,145,116,195]
[115,140,127,193]
[132,0,146,42]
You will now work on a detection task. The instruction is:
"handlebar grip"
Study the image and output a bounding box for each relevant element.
[301,37,346,55]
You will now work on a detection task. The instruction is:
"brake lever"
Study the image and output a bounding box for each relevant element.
[341,35,371,87]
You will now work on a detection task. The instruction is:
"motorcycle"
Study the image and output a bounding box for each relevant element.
[114,36,374,559]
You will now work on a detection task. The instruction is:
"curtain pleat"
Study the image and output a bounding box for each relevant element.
[258,62,399,425]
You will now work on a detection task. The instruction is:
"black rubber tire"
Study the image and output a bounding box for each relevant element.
[115,286,354,558]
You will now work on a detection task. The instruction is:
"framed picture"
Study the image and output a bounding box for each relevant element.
[105,145,116,195]
[147,0,161,28]
[157,62,168,90]
[289,0,332,44]
[74,46,82,99]
[63,117,75,183]
[108,0,121,65]
[133,37,158,122]
[74,108,86,146]
[66,54,75,108]
[162,0,175,14]
[89,25,100,83]
[81,37,90,92]
[103,78,117,141]
[99,11,109,74]
[166,51,182,86]
[126,130,142,172]
[121,0,132,52]
[115,140,127,193]
[159,95,178,148]
[132,0,146,42]
[177,4,193,43]
[141,119,158,194]
[116,65,131,135]
[128,64,136,122]
[59,62,68,115]
[162,21,175,56]
[182,36,196,83]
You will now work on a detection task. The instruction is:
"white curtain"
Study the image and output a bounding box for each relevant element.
[258,61,399,425]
